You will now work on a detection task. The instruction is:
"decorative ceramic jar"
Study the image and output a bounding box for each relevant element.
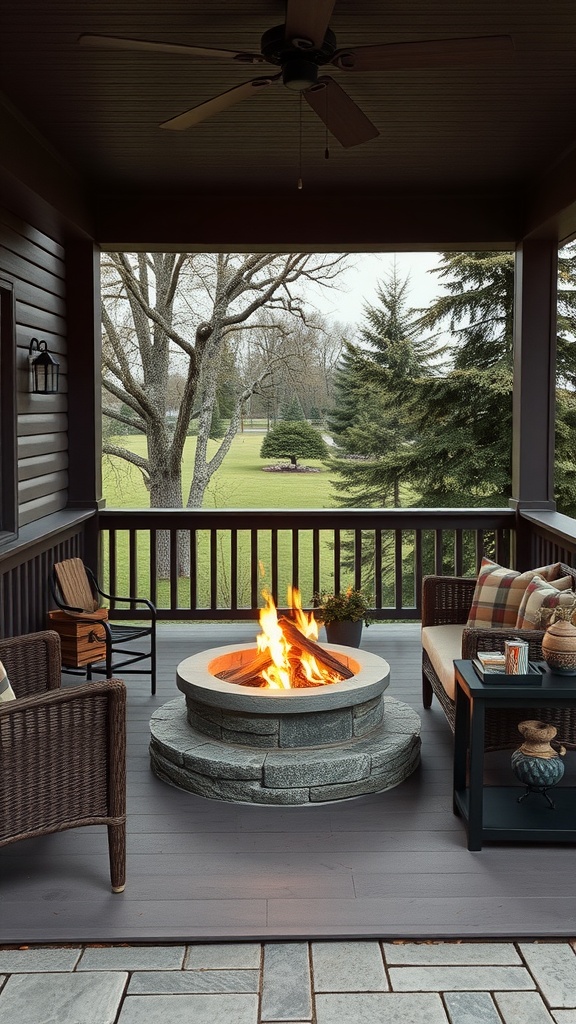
[542,619,576,674]
[511,719,566,806]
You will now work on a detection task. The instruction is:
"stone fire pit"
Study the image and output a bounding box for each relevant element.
[150,642,421,804]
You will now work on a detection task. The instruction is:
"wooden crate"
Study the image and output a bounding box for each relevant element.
[47,608,108,667]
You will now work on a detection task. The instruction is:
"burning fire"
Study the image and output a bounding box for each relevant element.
[256,586,344,689]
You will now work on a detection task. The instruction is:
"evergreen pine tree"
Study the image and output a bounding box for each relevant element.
[403,250,576,514]
[260,421,328,467]
[281,395,306,421]
[327,262,434,507]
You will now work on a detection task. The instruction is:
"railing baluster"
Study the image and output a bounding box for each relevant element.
[150,529,157,607]
[250,529,258,610]
[354,530,362,591]
[374,528,382,608]
[455,529,463,576]
[210,530,218,610]
[189,529,197,612]
[129,530,137,597]
[312,528,320,599]
[271,529,279,605]
[334,529,341,594]
[169,530,178,611]
[415,529,423,614]
[109,530,117,609]
[292,529,299,593]
[475,530,483,571]
[434,529,443,575]
[394,529,403,613]
[230,529,238,611]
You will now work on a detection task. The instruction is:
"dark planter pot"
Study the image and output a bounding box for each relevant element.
[324,620,363,648]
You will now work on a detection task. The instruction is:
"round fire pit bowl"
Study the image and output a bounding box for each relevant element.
[150,642,421,805]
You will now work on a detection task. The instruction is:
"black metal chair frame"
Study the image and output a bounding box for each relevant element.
[50,562,157,695]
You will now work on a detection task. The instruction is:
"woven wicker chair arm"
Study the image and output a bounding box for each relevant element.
[422,575,476,627]
[462,626,545,661]
[0,677,125,715]
[0,629,62,696]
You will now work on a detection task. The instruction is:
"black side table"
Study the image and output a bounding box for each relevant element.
[453,659,576,850]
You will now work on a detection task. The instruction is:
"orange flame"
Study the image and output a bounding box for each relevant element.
[256,587,341,689]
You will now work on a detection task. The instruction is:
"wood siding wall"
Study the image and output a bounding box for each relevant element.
[0,206,68,529]
[0,519,85,639]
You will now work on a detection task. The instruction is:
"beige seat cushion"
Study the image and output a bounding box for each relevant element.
[422,624,464,701]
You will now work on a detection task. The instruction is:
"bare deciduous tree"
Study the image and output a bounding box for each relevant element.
[101,251,348,574]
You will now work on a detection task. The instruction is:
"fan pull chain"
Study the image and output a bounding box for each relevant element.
[298,93,303,189]
[325,87,330,159]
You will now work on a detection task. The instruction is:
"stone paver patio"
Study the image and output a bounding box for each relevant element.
[1,940,576,1023]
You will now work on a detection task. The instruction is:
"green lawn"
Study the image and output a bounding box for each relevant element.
[103,432,337,509]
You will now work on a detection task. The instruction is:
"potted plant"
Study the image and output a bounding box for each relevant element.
[314,586,371,648]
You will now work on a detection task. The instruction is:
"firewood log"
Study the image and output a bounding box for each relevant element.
[216,649,273,684]
[277,617,354,679]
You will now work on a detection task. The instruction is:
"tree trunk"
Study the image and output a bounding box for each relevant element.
[149,472,189,578]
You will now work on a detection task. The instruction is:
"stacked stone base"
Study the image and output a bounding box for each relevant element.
[150,696,421,805]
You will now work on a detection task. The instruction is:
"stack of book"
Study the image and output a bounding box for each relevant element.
[475,651,506,674]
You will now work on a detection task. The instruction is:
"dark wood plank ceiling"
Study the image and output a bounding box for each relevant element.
[1,1,576,246]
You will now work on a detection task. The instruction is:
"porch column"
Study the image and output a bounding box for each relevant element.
[65,239,103,565]
[65,239,103,508]
[511,238,558,511]
[511,238,558,567]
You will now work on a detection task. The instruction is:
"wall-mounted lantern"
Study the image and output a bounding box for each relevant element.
[29,337,60,394]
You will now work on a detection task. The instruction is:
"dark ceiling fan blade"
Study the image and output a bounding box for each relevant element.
[332,34,514,72]
[284,0,336,49]
[159,76,279,131]
[79,34,265,64]
[304,76,378,148]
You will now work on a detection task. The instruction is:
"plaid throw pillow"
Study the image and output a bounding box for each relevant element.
[516,575,575,630]
[466,559,565,630]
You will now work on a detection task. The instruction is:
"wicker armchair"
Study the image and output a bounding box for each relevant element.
[0,630,126,892]
[422,565,576,749]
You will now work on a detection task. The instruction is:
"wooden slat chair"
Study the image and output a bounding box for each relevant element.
[50,557,157,695]
[0,630,126,892]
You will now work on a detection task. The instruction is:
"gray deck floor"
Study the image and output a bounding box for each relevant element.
[2,623,576,945]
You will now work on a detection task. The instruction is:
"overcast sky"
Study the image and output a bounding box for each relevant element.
[308,251,442,329]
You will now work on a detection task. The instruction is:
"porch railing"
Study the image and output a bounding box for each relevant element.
[5,505,576,637]
[522,509,576,569]
[97,507,515,622]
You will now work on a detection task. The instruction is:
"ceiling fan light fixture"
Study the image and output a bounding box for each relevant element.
[282,59,319,91]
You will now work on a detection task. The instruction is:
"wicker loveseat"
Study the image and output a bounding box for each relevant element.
[421,564,576,750]
[0,629,127,892]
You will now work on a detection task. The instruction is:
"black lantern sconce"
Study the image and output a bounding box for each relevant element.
[29,337,60,394]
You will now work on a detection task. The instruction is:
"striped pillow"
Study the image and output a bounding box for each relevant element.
[516,575,575,630]
[466,559,565,630]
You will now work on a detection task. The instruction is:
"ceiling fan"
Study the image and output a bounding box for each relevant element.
[79,0,513,149]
